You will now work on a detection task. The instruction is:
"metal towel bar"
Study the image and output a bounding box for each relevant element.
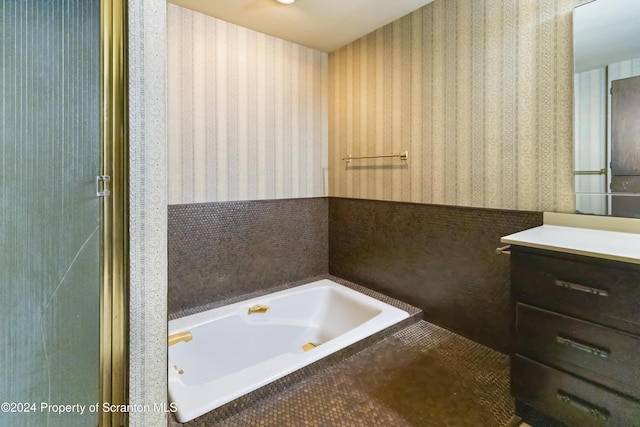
[342,150,408,163]
[495,245,511,255]
[574,169,606,175]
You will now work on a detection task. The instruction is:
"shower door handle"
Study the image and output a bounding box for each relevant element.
[96,175,111,197]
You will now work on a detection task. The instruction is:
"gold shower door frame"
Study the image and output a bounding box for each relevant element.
[101,1,129,426]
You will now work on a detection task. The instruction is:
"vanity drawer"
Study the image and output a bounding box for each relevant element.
[512,355,640,427]
[516,303,640,399]
[512,250,640,335]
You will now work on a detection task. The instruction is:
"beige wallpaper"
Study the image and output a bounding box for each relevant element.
[329,0,589,212]
[167,4,328,204]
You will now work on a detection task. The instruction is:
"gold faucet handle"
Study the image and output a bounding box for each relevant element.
[248,304,269,314]
[168,331,192,347]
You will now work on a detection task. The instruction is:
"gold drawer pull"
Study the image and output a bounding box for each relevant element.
[556,390,609,421]
[556,336,610,358]
[554,280,609,297]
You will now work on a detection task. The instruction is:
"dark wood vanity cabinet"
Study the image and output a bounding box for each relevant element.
[509,246,640,427]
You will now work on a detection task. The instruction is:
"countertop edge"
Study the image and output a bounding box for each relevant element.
[500,236,640,265]
[500,225,640,265]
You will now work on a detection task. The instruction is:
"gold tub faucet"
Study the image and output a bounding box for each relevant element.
[168,331,192,347]
[248,304,269,314]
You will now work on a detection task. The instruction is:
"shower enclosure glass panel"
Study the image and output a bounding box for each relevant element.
[1,1,101,426]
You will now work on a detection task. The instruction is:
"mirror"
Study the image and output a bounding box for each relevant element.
[573,0,640,218]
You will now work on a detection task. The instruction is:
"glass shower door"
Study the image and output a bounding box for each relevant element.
[1,1,102,426]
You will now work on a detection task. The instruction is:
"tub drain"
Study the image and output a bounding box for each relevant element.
[302,342,318,352]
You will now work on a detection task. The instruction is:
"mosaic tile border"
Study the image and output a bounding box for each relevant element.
[127,0,168,425]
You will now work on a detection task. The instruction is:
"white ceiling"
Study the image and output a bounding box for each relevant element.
[168,0,434,53]
[574,0,640,72]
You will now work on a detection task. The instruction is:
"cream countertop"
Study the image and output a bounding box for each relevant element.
[500,213,640,265]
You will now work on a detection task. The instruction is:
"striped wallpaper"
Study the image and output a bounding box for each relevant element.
[167,4,329,204]
[329,0,591,212]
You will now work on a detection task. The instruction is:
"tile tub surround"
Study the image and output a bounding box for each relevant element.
[168,198,328,315]
[168,275,422,426]
[169,274,420,321]
[329,197,543,353]
[171,320,513,427]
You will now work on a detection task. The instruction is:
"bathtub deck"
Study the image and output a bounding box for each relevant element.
[173,320,513,427]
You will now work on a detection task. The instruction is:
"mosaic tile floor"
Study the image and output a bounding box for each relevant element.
[184,320,514,427]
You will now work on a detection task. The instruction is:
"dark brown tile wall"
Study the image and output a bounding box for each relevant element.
[328,197,543,353]
[168,198,328,315]
[168,196,542,352]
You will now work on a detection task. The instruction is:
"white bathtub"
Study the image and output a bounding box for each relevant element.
[168,279,409,423]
